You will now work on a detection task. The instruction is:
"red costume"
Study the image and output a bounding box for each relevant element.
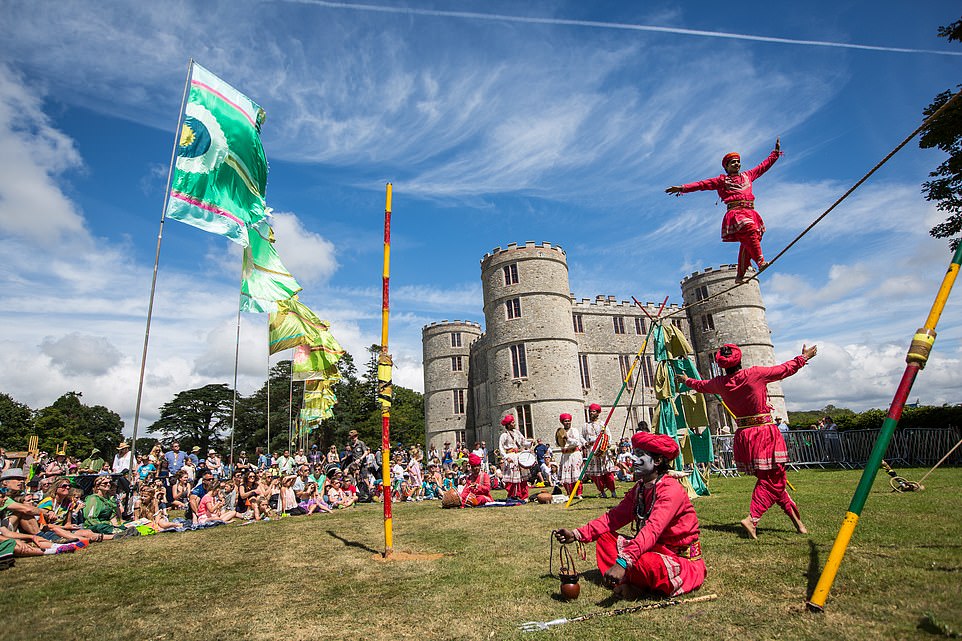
[575,474,705,597]
[461,454,493,507]
[679,149,782,280]
[682,345,808,525]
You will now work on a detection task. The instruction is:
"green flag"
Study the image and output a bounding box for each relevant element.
[268,298,330,354]
[166,62,268,245]
[303,379,337,419]
[292,336,345,381]
[240,219,302,313]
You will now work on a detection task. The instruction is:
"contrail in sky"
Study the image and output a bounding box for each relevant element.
[285,0,962,56]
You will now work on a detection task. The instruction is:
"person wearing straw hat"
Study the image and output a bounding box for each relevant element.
[676,342,816,539]
[112,443,135,475]
[554,432,706,599]
[666,139,782,284]
[557,413,584,499]
[498,414,531,501]
[583,403,618,498]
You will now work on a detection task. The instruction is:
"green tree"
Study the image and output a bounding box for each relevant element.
[920,19,962,250]
[148,383,234,454]
[0,393,34,450]
[33,392,124,457]
[234,361,301,456]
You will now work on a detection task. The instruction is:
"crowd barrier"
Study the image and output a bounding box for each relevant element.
[708,427,962,474]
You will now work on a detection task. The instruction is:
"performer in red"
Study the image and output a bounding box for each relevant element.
[460,453,493,507]
[554,432,706,599]
[676,343,816,539]
[582,403,617,498]
[666,139,782,284]
[498,414,531,501]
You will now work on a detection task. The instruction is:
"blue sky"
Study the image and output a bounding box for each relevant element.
[0,1,960,432]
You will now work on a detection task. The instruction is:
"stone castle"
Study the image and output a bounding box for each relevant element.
[421,241,788,449]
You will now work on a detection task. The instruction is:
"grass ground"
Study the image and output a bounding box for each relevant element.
[2,468,961,641]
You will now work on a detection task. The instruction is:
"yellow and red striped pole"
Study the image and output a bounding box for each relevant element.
[807,242,962,611]
[379,183,394,557]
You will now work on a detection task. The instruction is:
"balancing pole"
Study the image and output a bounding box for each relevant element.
[807,242,962,612]
[379,183,394,557]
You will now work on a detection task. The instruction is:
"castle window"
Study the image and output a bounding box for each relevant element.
[453,389,466,415]
[640,355,654,388]
[635,317,646,335]
[613,316,626,335]
[510,344,528,378]
[572,313,584,334]
[696,285,709,301]
[619,355,634,389]
[515,404,533,439]
[503,263,519,285]
[505,298,522,320]
[451,356,463,371]
[451,332,462,347]
[702,314,715,331]
[671,319,683,330]
[578,354,591,389]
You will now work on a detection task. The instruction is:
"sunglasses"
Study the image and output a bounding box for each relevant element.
[58,484,71,489]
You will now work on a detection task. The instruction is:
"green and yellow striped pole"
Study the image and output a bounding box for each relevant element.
[807,242,962,612]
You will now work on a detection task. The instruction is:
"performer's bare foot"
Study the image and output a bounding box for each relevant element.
[612,582,644,600]
[788,509,808,534]
[599,491,608,499]
[740,517,758,540]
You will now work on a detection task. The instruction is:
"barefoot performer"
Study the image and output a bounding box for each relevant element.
[583,403,618,498]
[675,343,816,539]
[557,413,585,498]
[666,139,782,284]
[499,414,532,501]
[553,432,706,599]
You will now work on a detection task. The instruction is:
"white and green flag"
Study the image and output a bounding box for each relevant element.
[166,62,268,245]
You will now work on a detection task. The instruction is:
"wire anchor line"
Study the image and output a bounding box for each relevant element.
[664,89,962,321]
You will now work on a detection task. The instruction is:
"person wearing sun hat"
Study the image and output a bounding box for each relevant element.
[498,414,532,501]
[112,442,135,475]
[553,431,706,599]
[676,342,817,540]
[665,139,783,284]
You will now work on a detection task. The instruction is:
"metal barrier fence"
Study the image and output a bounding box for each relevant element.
[709,427,962,474]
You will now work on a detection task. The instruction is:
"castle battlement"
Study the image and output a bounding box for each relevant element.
[571,297,684,311]
[481,240,566,264]
[421,320,482,331]
[680,264,741,285]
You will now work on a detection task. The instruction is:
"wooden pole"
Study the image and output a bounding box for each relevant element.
[379,183,394,557]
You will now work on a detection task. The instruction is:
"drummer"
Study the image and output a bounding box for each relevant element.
[557,413,584,498]
[583,403,618,498]
[498,414,532,501]
[460,453,493,507]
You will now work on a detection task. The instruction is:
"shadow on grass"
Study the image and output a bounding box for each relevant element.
[805,540,821,600]
[326,529,379,555]
[700,523,751,539]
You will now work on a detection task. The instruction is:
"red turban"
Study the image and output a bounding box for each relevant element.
[588,403,602,412]
[468,453,482,466]
[501,415,515,426]
[722,152,740,168]
[715,344,742,369]
[631,432,680,460]
[559,413,572,422]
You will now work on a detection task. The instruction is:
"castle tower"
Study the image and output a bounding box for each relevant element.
[680,265,788,428]
[477,242,583,447]
[421,320,482,449]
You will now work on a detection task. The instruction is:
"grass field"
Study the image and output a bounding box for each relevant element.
[2,468,961,641]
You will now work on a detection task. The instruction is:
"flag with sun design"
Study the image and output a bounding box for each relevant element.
[165,62,268,245]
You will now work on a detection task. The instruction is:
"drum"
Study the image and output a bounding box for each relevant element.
[441,488,462,508]
[464,493,479,507]
[555,427,568,448]
[518,451,537,469]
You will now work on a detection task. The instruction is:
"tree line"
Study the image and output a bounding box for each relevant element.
[0,345,425,458]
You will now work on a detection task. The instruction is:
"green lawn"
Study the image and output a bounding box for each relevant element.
[2,468,961,641]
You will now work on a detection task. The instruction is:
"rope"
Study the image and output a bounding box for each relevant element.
[664,89,962,321]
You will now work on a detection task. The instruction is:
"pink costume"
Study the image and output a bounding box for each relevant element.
[575,475,705,596]
[680,149,782,279]
[682,354,808,524]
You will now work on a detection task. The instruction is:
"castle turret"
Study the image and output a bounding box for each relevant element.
[422,320,482,449]
[477,242,583,447]
[680,265,788,427]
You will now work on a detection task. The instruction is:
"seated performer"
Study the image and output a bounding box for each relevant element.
[553,432,706,599]
[676,343,816,539]
[459,454,492,507]
[666,139,782,284]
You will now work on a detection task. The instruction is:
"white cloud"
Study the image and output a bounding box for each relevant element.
[268,212,338,286]
[40,333,123,376]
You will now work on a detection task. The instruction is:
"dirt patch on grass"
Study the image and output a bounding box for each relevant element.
[371,550,445,562]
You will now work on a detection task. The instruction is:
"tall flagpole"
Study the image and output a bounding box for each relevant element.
[130,58,193,482]
[807,242,962,612]
[266,352,271,457]
[229,269,244,471]
[379,183,394,557]
[288,352,295,449]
